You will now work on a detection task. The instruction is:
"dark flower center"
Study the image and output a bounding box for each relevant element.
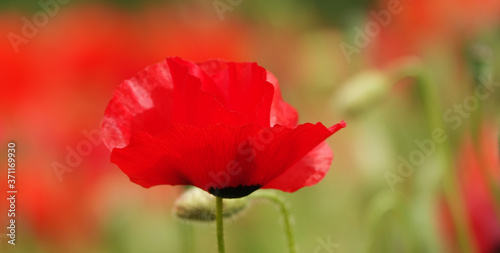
[209,185,261,198]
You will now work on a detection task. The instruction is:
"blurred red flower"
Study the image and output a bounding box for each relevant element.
[19,169,100,252]
[460,125,500,253]
[440,124,500,253]
[102,57,345,198]
[368,0,500,66]
[0,1,257,250]
[133,3,253,63]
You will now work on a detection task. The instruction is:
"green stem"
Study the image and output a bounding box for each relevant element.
[180,222,195,253]
[251,191,297,253]
[216,196,226,253]
[415,71,475,253]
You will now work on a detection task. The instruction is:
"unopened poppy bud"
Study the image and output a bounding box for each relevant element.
[174,187,248,222]
[333,70,390,114]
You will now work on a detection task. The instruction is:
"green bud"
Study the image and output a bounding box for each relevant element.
[333,70,390,114]
[174,187,248,222]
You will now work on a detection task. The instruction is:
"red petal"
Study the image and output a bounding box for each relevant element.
[262,141,332,192]
[110,131,190,187]
[265,71,298,128]
[263,121,345,192]
[101,58,249,150]
[166,58,249,126]
[101,60,174,149]
[110,121,345,196]
[197,59,275,127]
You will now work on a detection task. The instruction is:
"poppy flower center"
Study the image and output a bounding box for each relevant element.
[209,184,261,198]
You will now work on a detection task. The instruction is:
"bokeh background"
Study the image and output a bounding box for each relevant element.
[1,0,500,252]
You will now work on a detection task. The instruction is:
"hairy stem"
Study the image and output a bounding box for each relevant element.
[216,196,226,253]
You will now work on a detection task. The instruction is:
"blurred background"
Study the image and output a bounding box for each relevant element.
[0,0,499,252]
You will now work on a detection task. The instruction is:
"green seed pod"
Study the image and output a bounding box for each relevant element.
[174,187,248,222]
[333,70,390,114]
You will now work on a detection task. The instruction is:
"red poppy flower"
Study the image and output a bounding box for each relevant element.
[101,57,345,198]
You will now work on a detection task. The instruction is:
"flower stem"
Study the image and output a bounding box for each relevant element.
[251,191,297,253]
[216,196,226,253]
[180,222,195,253]
[414,71,474,253]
